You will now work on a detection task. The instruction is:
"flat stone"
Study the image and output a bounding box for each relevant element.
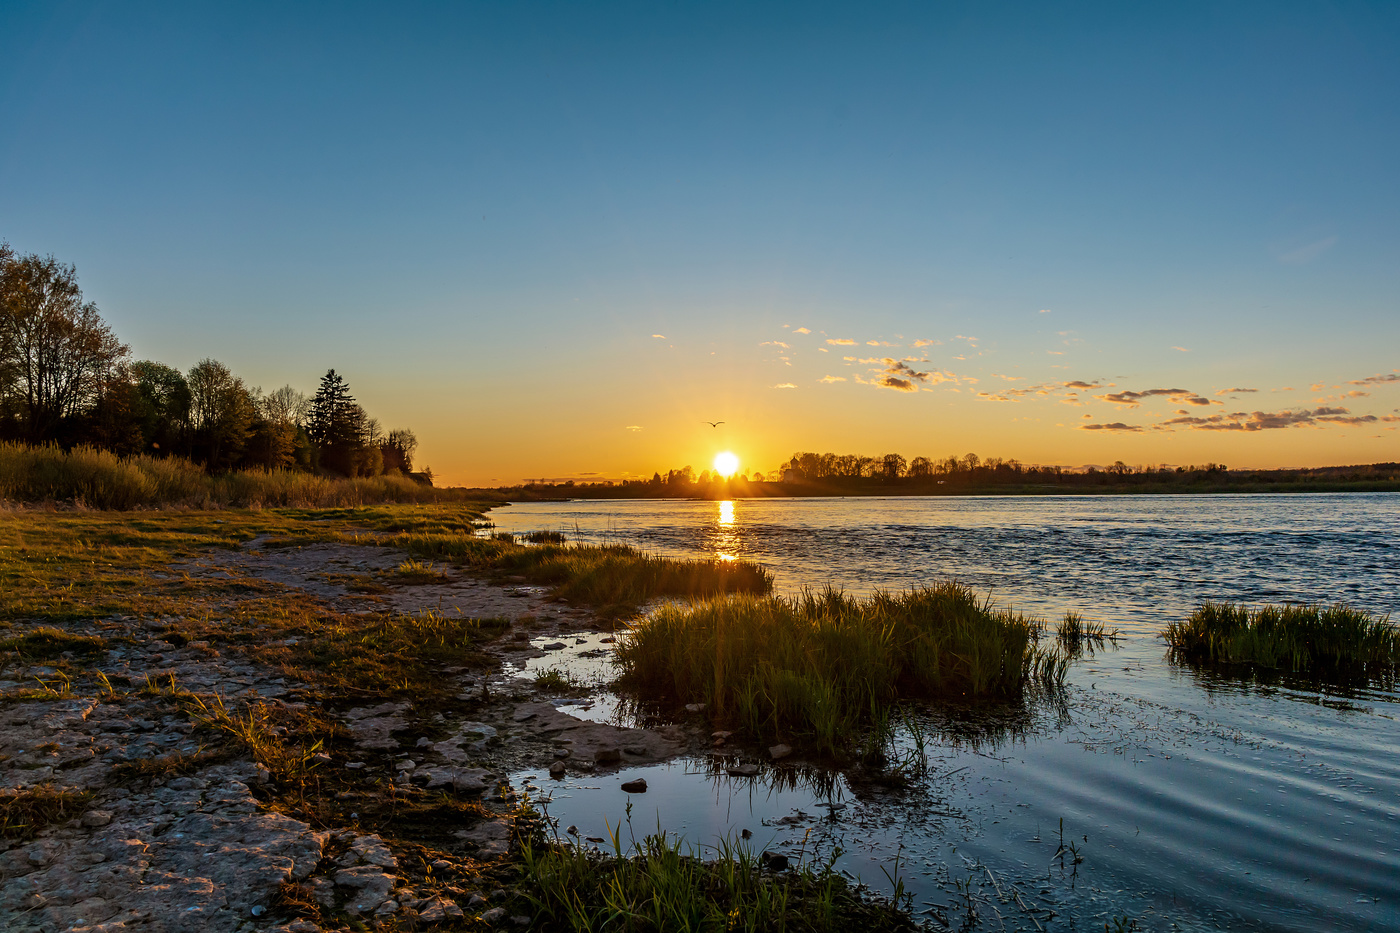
[593,748,621,764]
[620,778,647,793]
[768,744,793,760]
[81,809,114,827]
[684,703,706,712]
[727,763,760,777]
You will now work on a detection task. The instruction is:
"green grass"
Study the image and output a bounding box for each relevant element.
[390,534,773,617]
[1164,601,1399,676]
[1055,612,1118,658]
[514,810,923,933]
[615,584,1066,756]
[0,441,482,509]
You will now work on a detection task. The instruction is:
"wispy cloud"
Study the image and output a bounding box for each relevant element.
[1171,346,1190,353]
[1039,309,1052,314]
[1161,406,1378,431]
[793,327,811,334]
[1080,422,1143,432]
[1215,387,1258,396]
[1097,388,1212,407]
[911,338,940,348]
[773,383,797,389]
[826,338,857,346]
[651,334,666,339]
[1349,372,1400,386]
[624,425,643,432]
[819,375,846,383]
[761,341,790,348]
[866,340,895,347]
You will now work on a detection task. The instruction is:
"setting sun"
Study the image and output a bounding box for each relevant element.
[713,451,740,478]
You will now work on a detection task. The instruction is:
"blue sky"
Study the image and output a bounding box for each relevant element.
[3,1,1397,483]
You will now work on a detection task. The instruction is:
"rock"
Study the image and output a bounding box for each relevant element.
[761,851,790,871]
[622,745,646,756]
[711,730,733,740]
[551,747,571,759]
[81,809,114,827]
[684,703,707,712]
[431,858,452,871]
[420,766,491,794]
[459,819,512,858]
[593,748,621,764]
[620,778,647,793]
[768,743,793,760]
[481,906,508,923]
[512,709,537,722]
[542,642,566,650]
[344,702,413,749]
[727,763,760,777]
[250,904,267,916]
[420,897,465,921]
[395,759,416,771]
[511,916,532,927]
[548,761,566,777]
[335,866,397,915]
[416,736,432,746]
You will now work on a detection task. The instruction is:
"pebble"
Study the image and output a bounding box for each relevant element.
[768,743,793,760]
[549,761,566,776]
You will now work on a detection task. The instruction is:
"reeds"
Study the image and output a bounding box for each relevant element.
[1164,601,1399,676]
[0,442,469,509]
[615,584,1066,755]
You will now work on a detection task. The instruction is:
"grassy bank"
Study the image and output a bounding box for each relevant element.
[0,442,482,509]
[514,813,923,933]
[1165,601,1399,678]
[388,532,773,617]
[615,585,1066,756]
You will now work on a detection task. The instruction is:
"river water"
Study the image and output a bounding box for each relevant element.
[491,494,1400,932]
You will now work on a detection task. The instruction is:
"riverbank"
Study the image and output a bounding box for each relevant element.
[0,505,927,932]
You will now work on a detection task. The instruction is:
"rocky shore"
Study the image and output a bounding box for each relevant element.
[0,534,700,932]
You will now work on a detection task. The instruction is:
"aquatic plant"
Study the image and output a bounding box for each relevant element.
[615,584,1066,756]
[1164,601,1399,677]
[1056,612,1119,658]
[513,803,923,932]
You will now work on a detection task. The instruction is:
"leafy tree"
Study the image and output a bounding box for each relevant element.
[0,250,128,441]
[187,359,254,470]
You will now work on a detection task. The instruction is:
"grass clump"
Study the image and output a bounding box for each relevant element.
[393,534,773,616]
[1056,613,1119,658]
[0,626,105,659]
[389,557,450,584]
[522,530,567,544]
[1165,601,1399,677]
[615,584,1065,756]
[515,820,923,932]
[0,785,95,840]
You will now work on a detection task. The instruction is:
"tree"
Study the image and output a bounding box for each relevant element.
[880,452,907,480]
[308,370,363,475]
[187,359,254,470]
[381,428,418,474]
[0,250,128,441]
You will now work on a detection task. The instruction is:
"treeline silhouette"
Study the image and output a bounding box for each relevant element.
[0,242,423,480]
[507,451,1400,498]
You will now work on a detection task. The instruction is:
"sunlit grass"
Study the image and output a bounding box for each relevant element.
[1164,601,1399,676]
[0,785,95,841]
[615,584,1066,756]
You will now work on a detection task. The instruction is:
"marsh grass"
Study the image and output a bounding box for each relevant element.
[0,626,105,659]
[514,806,922,933]
[523,530,567,544]
[615,584,1066,756]
[1055,613,1119,658]
[0,441,483,509]
[389,557,450,584]
[533,666,592,695]
[1165,601,1399,677]
[393,534,772,617]
[189,695,342,788]
[0,785,95,841]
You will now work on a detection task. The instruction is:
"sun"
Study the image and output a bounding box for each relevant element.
[713,451,740,478]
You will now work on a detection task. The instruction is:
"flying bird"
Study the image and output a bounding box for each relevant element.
[703,421,725,428]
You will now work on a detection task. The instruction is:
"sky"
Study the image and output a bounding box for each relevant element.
[2,1,1398,485]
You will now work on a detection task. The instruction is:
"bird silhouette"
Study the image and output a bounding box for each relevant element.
[703,421,725,428]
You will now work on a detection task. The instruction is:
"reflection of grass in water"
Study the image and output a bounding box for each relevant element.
[514,801,921,932]
[616,584,1068,758]
[1165,601,1398,681]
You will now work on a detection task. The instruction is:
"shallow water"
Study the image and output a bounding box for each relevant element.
[495,494,1400,931]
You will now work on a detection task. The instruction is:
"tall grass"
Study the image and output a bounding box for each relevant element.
[0,442,469,509]
[615,584,1066,755]
[390,533,772,614]
[1164,601,1399,676]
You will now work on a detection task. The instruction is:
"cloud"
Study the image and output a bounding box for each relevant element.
[624,425,643,432]
[826,338,857,346]
[1039,309,1052,314]
[1063,380,1100,390]
[773,383,797,389]
[651,334,666,339]
[1279,235,1338,265]
[1172,346,1190,353]
[1215,387,1258,396]
[819,375,847,383]
[793,327,811,334]
[1080,422,1143,432]
[911,338,940,347]
[882,359,931,383]
[1160,406,1378,431]
[866,340,895,346]
[1097,388,1211,407]
[993,373,1024,382]
[761,341,790,348]
[953,335,979,346]
[1349,372,1400,386]
[878,376,917,392]
[1342,390,1370,398]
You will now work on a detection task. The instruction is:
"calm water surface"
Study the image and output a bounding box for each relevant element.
[494,495,1400,932]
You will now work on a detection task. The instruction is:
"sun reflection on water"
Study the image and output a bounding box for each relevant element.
[713,500,739,561]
